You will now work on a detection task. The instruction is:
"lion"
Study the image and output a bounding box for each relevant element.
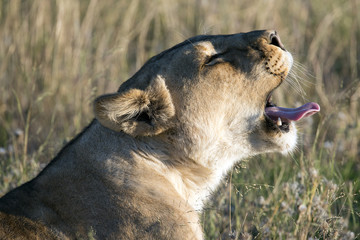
[0,30,319,239]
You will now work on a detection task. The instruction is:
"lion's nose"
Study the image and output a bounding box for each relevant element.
[269,31,285,51]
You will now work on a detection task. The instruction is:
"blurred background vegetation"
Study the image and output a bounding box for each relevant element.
[0,0,359,239]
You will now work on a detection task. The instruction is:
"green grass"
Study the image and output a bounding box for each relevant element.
[0,0,359,239]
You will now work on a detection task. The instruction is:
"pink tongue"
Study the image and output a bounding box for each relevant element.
[265,102,320,121]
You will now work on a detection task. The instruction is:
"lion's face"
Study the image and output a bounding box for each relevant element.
[159,31,295,156]
[95,30,319,169]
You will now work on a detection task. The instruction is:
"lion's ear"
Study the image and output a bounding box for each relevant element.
[94,76,175,137]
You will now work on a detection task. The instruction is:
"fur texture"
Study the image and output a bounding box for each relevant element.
[0,30,295,239]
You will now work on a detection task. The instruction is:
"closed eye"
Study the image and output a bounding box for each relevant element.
[205,52,226,66]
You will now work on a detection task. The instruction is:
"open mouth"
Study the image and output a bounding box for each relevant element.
[263,32,320,132]
[264,93,320,132]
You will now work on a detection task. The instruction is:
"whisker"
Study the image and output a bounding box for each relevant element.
[284,59,319,102]
[288,73,309,91]
[285,71,307,98]
[292,61,316,82]
[283,79,306,99]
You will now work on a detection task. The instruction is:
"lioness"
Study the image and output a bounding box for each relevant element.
[0,30,319,239]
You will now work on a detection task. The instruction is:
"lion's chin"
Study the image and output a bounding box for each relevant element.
[278,122,298,154]
[257,116,297,155]
[261,92,319,154]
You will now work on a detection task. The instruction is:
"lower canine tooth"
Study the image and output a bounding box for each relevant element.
[277,117,282,126]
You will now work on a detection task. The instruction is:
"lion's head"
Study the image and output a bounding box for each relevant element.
[94,30,319,185]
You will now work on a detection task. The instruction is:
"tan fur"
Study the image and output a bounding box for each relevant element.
[0,30,296,239]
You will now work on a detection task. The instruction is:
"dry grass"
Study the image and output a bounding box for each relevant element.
[0,0,359,239]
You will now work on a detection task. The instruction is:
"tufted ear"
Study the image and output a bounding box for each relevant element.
[94,76,175,137]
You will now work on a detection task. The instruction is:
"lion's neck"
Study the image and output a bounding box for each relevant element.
[38,121,245,213]
[133,136,245,211]
[165,129,251,211]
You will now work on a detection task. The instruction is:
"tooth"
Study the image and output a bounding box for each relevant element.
[277,117,282,126]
